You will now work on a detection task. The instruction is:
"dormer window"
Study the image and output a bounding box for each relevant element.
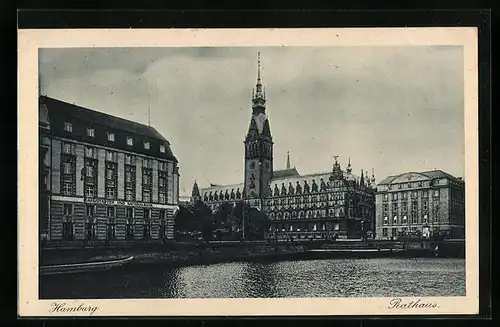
[160,144,165,153]
[64,122,73,132]
[107,132,115,142]
[144,141,150,150]
[87,127,95,137]
[127,137,133,146]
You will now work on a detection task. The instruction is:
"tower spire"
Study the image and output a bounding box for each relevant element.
[257,51,261,84]
[286,151,291,169]
[346,156,352,174]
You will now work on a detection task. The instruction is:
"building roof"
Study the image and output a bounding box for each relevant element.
[42,96,167,141]
[272,168,300,179]
[41,95,178,162]
[378,169,462,185]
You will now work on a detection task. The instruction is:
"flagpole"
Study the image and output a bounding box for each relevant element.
[148,91,151,126]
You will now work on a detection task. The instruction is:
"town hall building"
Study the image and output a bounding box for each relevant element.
[193,53,377,240]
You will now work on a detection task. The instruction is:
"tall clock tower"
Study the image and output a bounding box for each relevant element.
[244,52,274,202]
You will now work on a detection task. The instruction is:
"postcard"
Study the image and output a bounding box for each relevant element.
[18,27,478,316]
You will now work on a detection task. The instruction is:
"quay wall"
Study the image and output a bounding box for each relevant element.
[40,239,465,266]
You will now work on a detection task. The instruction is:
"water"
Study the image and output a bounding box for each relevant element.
[40,258,466,299]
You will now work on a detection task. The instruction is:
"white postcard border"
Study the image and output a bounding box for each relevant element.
[18,27,479,317]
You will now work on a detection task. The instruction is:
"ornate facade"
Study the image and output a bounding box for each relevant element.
[195,53,377,240]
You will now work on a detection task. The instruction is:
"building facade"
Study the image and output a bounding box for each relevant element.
[195,53,377,240]
[375,170,465,239]
[39,95,180,245]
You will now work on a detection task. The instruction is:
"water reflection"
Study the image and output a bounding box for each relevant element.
[40,258,466,299]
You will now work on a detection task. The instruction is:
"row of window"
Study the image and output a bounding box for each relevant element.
[382,214,435,225]
[269,208,347,220]
[60,218,169,241]
[381,227,420,237]
[63,122,167,153]
[63,142,170,170]
[266,193,347,205]
[382,189,440,201]
[63,203,168,220]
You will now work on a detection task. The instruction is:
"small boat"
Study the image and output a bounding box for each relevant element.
[40,256,134,276]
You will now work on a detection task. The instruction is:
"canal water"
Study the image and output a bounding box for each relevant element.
[40,258,466,299]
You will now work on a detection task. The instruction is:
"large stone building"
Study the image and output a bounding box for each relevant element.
[375,170,465,239]
[38,95,180,245]
[195,53,377,240]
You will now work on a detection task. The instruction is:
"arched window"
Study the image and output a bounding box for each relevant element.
[299,211,305,218]
[281,183,287,196]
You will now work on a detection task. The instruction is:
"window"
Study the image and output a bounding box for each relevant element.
[159,209,166,220]
[423,214,428,224]
[125,171,133,183]
[143,159,151,168]
[398,183,402,189]
[106,187,116,199]
[87,127,95,137]
[62,183,73,196]
[125,154,134,165]
[158,177,165,187]
[126,218,134,240]
[383,194,388,201]
[159,192,166,204]
[158,162,167,171]
[144,208,151,219]
[382,228,388,237]
[85,147,95,158]
[126,207,134,218]
[403,215,407,224]
[85,220,95,240]
[126,189,134,201]
[62,142,73,154]
[144,141,150,150]
[62,220,74,240]
[106,150,117,162]
[85,184,95,197]
[160,145,165,153]
[383,216,388,225]
[63,162,71,174]
[393,216,398,224]
[392,193,398,200]
[107,132,115,141]
[86,166,93,178]
[63,203,73,215]
[107,206,115,217]
[86,205,95,216]
[64,122,73,132]
[434,189,440,197]
[107,218,116,240]
[127,137,134,146]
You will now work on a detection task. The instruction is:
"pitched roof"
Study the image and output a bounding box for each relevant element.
[41,95,178,162]
[41,95,168,142]
[272,168,300,179]
[378,170,462,185]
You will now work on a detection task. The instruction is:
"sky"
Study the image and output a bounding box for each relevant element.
[39,46,465,196]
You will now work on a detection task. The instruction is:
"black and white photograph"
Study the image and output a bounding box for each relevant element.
[18,28,479,316]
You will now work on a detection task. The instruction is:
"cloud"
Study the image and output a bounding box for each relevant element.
[40,46,464,195]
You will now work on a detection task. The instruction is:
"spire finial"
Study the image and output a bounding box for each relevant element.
[286,151,291,170]
[257,52,261,83]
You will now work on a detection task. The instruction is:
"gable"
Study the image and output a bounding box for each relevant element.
[391,172,430,184]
